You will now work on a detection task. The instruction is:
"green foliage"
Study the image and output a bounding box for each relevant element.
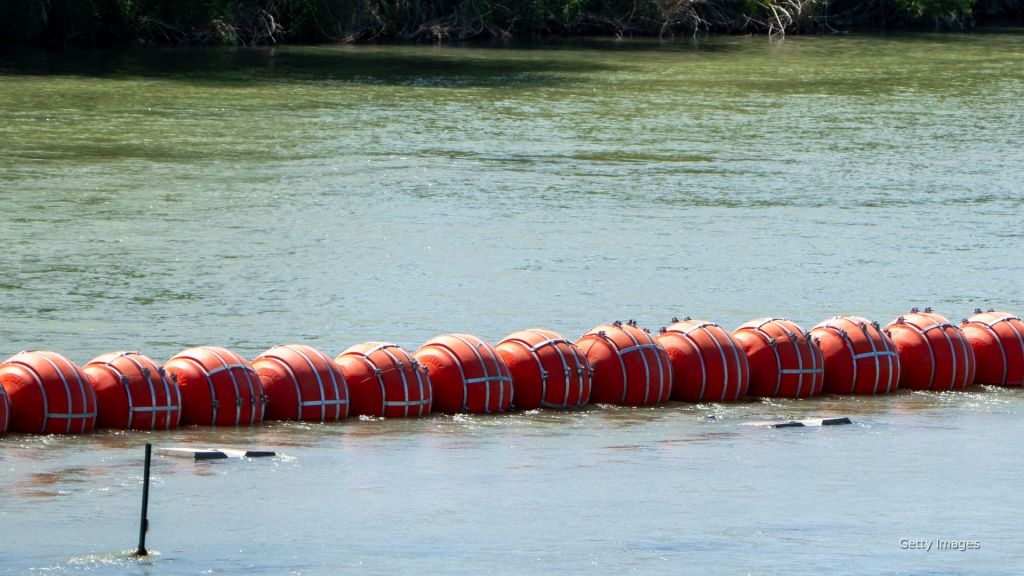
[0,0,1018,45]
[894,0,977,18]
[0,0,49,42]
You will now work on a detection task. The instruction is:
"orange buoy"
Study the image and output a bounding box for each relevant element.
[959,309,1023,387]
[0,351,97,434]
[732,318,824,398]
[495,329,591,410]
[414,334,512,414]
[164,346,266,426]
[809,316,900,395]
[883,308,975,391]
[656,318,749,402]
[84,352,182,430]
[253,344,349,422]
[335,342,432,417]
[575,321,671,406]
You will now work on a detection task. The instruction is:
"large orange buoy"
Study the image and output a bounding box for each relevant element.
[335,342,432,417]
[656,318,749,402]
[414,334,512,414]
[163,346,266,426]
[84,352,182,430]
[253,344,349,422]
[575,321,671,406]
[732,318,824,398]
[0,351,97,434]
[809,316,900,395]
[884,308,975,391]
[495,328,591,410]
[959,309,1023,387]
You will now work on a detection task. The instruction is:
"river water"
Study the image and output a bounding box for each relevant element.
[1,33,1023,574]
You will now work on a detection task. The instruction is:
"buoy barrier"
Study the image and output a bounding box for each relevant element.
[810,316,900,395]
[164,346,266,426]
[0,350,97,434]
[732,318,824,398]
[84,351,182,430]
[414,334,512,414]
[496,328,591,410]
[0,306,1018,436]
[576,321,671,406]
[960,310,1024,387]
[884,308,975,391]
[253,344,349,422]
[657,317,749,402]
[335,342,432,417]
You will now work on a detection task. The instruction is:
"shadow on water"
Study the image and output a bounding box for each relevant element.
[0,44,619,87]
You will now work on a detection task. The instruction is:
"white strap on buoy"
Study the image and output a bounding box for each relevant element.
[768,320,806,396]
[376,345,414,417]
[24,352,95,433]
[96,352,177,430]
[898,315,964,390]
[308,347,348,420]
[690,322,748,401]
[450,334,511,414]
[615,328,669,404]
[968,314,1023,386]
[268,345,347,422]
[287,346,329,421]
[359,344,430,416]
[204,351,243,424]
[668,321,739,401]
[665,324,707,401]
[750,321,786,396]
[507,332,587,409]
[122,353,177,429]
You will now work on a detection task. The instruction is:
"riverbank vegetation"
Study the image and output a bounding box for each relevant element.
[1,0,1021,45]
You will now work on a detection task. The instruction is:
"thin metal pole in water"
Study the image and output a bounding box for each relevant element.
[136,443,152,556]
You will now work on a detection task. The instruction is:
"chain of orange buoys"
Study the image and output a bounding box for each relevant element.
[0,308,1021,435]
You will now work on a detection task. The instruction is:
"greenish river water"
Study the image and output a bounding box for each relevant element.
[1,33,1023,574]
